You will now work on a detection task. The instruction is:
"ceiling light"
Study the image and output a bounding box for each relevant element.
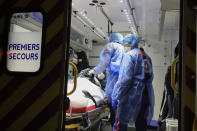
[87,19,95,26]
[89,3,95,6]
[92,0,98,3]
[72,3,74,6]
[120,0,123,3]
[100,2,106,5]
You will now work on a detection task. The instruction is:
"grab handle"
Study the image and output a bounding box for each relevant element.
[67,62,78,96]
[171,56,179,94]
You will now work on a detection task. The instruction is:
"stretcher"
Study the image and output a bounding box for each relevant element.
[65,62,110,130]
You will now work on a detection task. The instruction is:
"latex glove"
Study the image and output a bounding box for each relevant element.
[112,98,118,110]
[88,69,95,76]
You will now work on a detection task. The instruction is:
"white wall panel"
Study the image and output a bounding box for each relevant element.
[143,42,172,120]
[89,45,104,67]
[152,66,167,120]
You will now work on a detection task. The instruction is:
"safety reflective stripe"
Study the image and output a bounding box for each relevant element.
[0,0,6,5]
[140,50,150,73]
[114,103,120,131]
[185,87,196,114]
[115,121,120,131]
[141,50,145,56]
[12,0,33,8]
[182,0,196,130]
[6,79,60,131]
[185,46,195,73]
[40,112,59,131]
[41,0,58,12]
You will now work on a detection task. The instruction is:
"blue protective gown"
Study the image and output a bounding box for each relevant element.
[135,51,155,131]
[143,53,154,125]
[93,42,124,103]
[112,48,145,130]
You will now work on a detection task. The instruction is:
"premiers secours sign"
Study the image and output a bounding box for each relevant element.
[6,32,42,72]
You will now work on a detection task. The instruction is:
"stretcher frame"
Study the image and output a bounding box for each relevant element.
[66,104,110,130]
[66,62,110,130]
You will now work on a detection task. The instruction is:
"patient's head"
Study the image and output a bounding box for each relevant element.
[97,72,105,80]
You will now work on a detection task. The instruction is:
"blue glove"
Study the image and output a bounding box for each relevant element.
[112,98,118,110]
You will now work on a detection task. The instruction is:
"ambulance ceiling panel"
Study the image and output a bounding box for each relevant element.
[133,0,161,38]
[103,1,127,23]
[72,0,133,38]
[72,0,180,45]
[133,0,179,43]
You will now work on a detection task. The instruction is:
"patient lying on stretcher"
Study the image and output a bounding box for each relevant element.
[66,68,107,113]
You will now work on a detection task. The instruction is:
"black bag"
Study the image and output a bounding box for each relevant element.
[76,51,89,73]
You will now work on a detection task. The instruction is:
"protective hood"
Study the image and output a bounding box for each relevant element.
[123,34,139,47]
[108,33,123,44]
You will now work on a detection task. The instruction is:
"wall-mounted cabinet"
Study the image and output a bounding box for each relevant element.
[70,39,92,52]
[161,0,180,10]
[70,27,92,52]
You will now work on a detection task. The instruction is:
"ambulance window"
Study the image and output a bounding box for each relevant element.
[6,12,44,73]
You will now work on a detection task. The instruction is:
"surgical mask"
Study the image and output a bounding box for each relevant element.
[124,47,131,53]
[98,73,105,80]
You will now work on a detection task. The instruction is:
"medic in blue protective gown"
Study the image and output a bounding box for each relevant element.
[139,48,155,126]
[112,34,145,131]
[91,33,124,102]
[88,32,124,126]
[134,48,154,131]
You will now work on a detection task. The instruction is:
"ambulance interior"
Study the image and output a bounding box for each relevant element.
[66,0,180,130]
[7,0,180,130]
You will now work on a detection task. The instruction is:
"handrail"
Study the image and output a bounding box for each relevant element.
[67,62,78,96]
[171,56,179,94]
